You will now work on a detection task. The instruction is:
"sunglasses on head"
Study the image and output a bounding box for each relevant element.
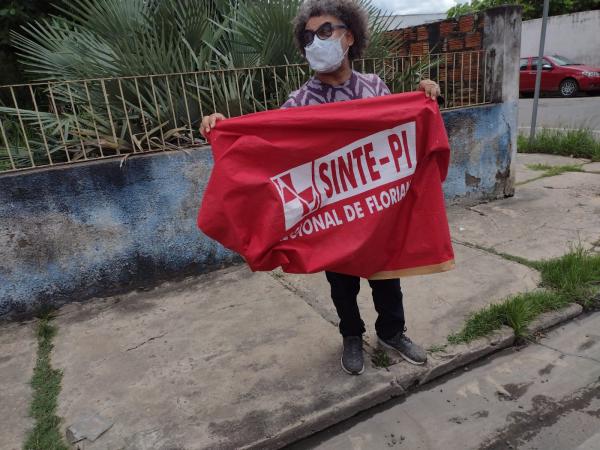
[303,22,348,47]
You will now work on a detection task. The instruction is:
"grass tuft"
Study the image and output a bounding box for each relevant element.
[371,349,392,368]
[518,128,600,161]
[525,163,584,178]
[449,245,600,345]
[426,344,448,353]
[24,312,68,450]
[536,245,600,308]
[448,291,570,344]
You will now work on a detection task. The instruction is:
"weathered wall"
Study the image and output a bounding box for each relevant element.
[521,10,600,66]
[444,102,516,201]
[0,6,523,318]
[0,151,238,318]
[0,103,516,318]
[482,6,522,197]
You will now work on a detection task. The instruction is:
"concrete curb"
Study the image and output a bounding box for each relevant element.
[243,378,405,450]
[525,303,584,335]
[234,304,584,449]
[378,326,515,391]
[419,326,516,385]
[240,327,516,450]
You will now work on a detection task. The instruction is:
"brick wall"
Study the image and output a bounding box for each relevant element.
[388,12,485,56]
[387,12,486,107]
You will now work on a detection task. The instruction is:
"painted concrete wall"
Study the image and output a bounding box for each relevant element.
[0,151,239,318]
[521,10,600,66]
[444,102,516,201]
[0,103,516,318]
[482,6,522,199]
[0,6,523,318]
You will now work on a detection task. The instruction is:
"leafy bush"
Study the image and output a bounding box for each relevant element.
[518,128,600,161]
[0,0,59,86]
[447,0,599,21]
[1,0,410,169]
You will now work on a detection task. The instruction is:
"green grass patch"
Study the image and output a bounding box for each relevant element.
[518,128,600,161]
[525,163,584,177]
[426,344,448,353]
[448,290,570,344]
[449,245,600,345]
[24,312,68,450]
[535,245,600,308]
[371,348,392,368]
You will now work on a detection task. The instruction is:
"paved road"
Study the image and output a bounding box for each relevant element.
[287,313,600,450]
[519,96,600,135]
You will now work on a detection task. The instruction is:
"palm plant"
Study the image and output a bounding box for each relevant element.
[1,0,408,169]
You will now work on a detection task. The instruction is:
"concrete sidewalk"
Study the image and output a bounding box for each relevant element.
[1,154,599,450]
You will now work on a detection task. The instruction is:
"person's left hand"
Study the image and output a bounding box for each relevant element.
[418,79,441,99]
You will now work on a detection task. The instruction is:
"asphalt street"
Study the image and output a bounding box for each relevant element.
[287,313,600,450]
[519,95,600,136]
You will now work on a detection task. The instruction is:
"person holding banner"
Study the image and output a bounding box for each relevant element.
[200,0,442,376]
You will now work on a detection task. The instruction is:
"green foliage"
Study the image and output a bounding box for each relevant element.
[526,163,583,174]
[388,55,441,94]
[518,128,600,161]
[522,163,584,183]
[1,0,411,169]
[447,0,507,19]
[448,301,507,344]
[448,245,600,344]
[24,313,68,450]
[9,0,400,80]
[0,1,61,86]
[371,348,393,367]
[426,344,448,353]
[448,290,570,344]
[12,0,231,80]
[536,245,600,307]
[447,0,600,20]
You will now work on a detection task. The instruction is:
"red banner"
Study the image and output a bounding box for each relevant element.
[198,92,454,279]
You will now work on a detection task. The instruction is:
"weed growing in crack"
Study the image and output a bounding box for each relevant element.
[426,344,448,353]
[371,349,392,368]
[24,310,68,450]
[449,244,600,345]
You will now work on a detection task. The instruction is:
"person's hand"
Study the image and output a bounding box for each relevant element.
[418,79,441,100]
[200,113,226,138]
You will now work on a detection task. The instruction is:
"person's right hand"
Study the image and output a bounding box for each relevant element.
[200,113,226,139]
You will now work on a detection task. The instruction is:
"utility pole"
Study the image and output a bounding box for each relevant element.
[530,0,550,141]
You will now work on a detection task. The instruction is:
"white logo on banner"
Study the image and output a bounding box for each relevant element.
[271,122,417,231]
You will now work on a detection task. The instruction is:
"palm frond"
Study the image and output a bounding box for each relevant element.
[3,0,417,169]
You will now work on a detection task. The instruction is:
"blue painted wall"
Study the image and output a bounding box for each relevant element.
[0,102,516,318]
[443,101,517,201]
[0,151,238,318]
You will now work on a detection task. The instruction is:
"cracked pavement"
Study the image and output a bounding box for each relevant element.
[287,313,600,450]
[1,153,598,449]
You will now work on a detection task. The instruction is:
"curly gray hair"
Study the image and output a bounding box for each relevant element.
[293,0,369,60]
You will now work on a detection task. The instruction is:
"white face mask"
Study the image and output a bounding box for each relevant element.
[305,34,349,73]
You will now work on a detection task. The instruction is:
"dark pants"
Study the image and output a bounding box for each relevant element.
[325,271,405,340]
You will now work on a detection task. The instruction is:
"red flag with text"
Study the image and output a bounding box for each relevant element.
[198,92,454,279]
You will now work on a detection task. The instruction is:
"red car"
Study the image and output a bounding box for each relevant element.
[519,54,600,97]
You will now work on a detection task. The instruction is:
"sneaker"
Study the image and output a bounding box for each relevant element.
[341,336,365,375]
[378,332,427,365]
